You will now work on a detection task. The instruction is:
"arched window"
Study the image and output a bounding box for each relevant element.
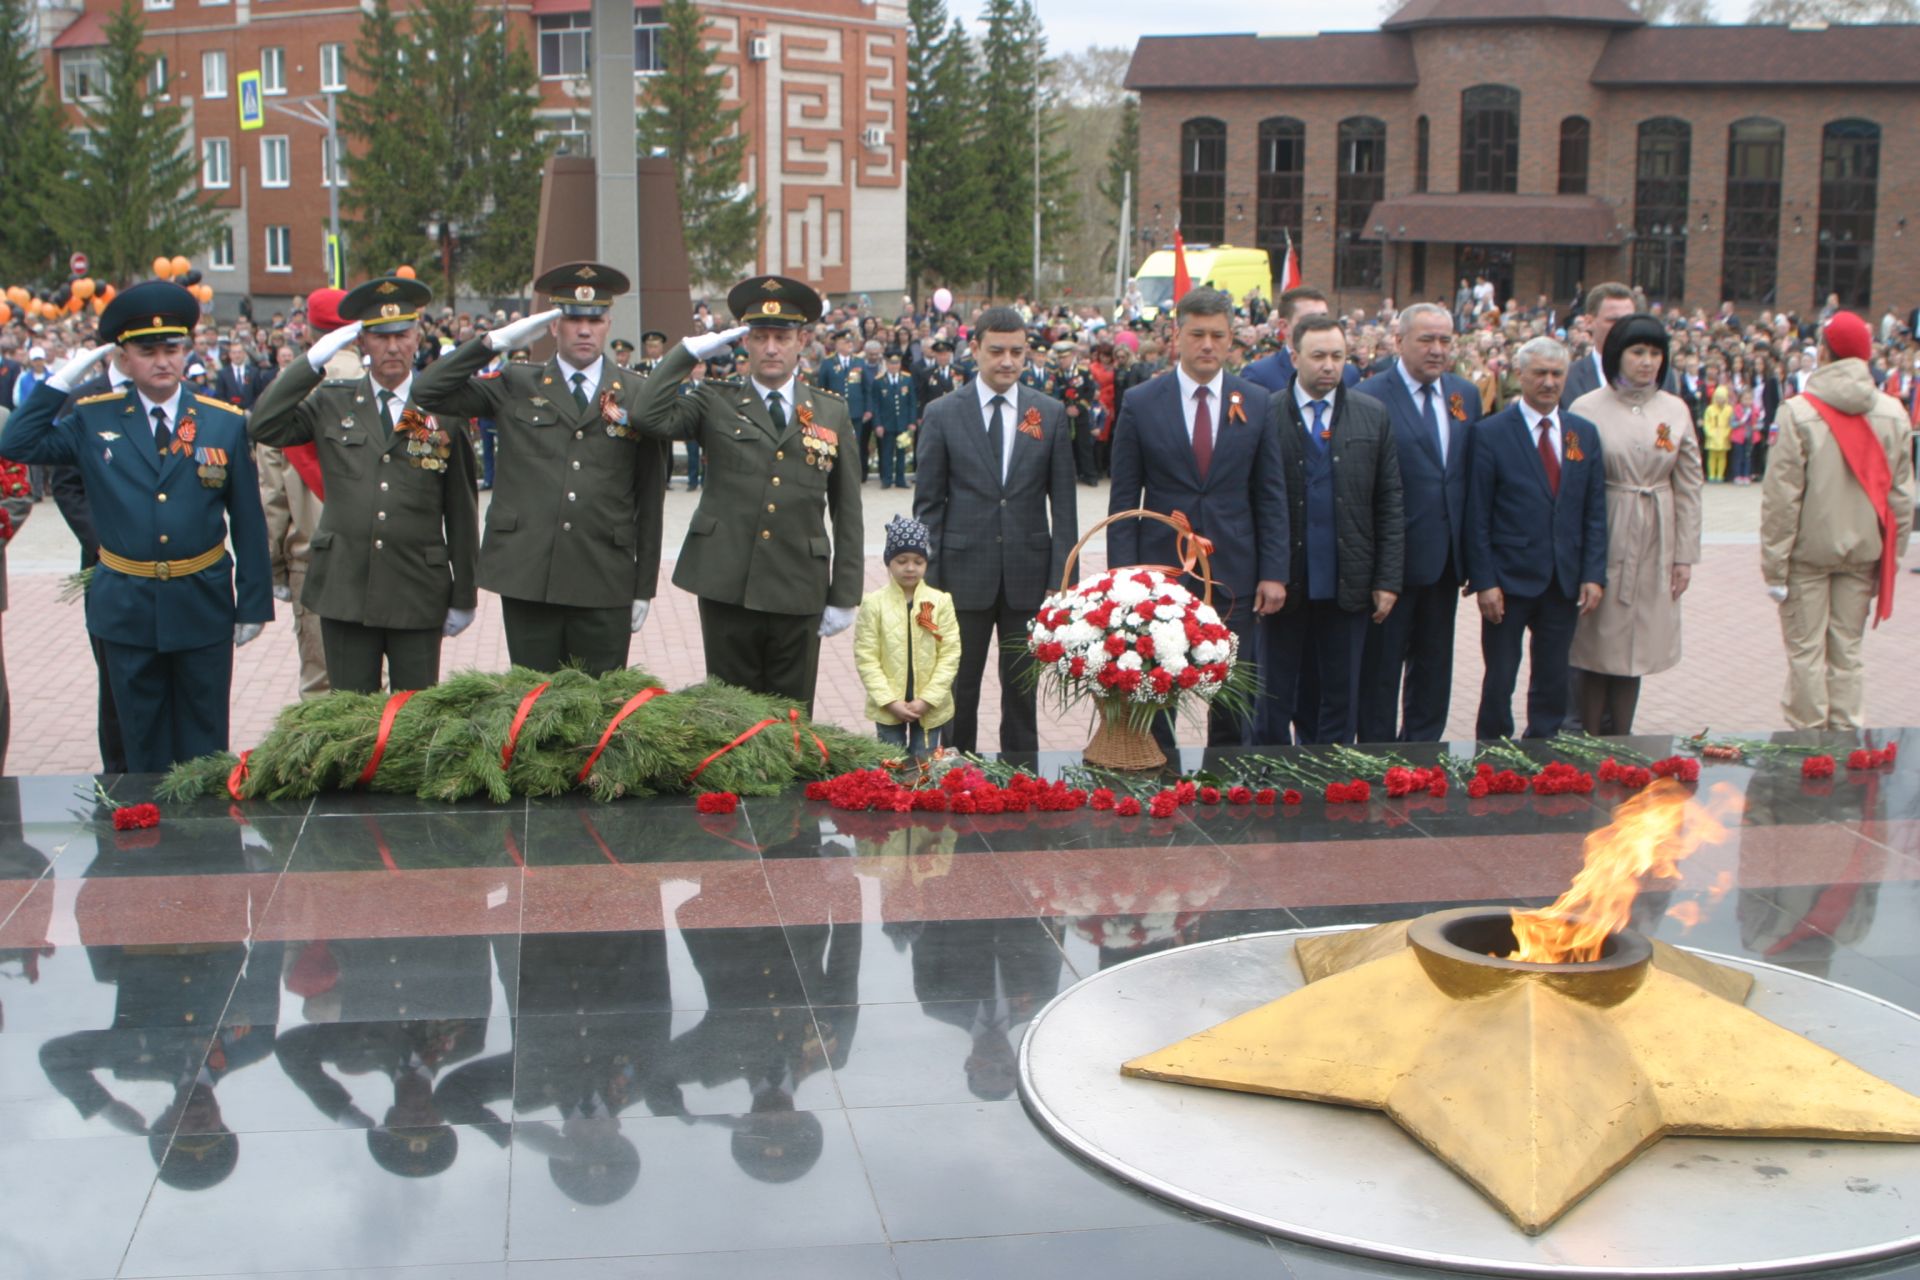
[1721,118,1785,305]
[1558,116,1590,195]
[1415,115,1430,194]
[1179,117,1226,243]
[1459,85,1519,194]
[1632,118,1691,303]
[1256,117,1304,287]
[1336,116,1385,291]
[1816,119,1879,309]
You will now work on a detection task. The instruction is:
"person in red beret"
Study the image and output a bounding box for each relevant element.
[1761,310,1915,729]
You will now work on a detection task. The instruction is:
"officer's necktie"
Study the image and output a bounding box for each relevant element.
[1420,382,1447,465]
[1538,417,1562,496]
[767,390,787,433]
[377,389,396,437]
[570,371,589,411]
[987,394,1007,482]
[1192,386,1212,480]
[151,406,171,455]
[1309,399,1329,451]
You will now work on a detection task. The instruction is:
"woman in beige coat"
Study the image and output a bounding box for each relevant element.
[1569,314,1703,733]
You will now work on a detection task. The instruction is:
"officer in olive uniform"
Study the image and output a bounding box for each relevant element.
[918,339,960,408]
[248,276,479,693]
[1051,341,1101,485]
[0,281,272,772]
[609,338,635,369]
[633,275,863,710]
[636,330,669,377]
[870,351,918,489]
[413,262,666,674]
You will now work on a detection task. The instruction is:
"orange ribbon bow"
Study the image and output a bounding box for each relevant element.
[916,600,942,637]
[1018,407,1044,439]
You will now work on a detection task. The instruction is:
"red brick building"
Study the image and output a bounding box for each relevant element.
[1126,0,1920,317]
[31,0,906,306]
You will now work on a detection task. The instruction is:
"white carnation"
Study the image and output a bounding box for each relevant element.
[1108,579,1150,606]
[1083,647,1108,675]
[1116,651,1143,672]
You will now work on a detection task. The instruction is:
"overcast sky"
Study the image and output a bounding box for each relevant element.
[1001,0,1748,53]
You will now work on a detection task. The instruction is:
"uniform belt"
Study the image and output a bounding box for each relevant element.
[98,545,226,582]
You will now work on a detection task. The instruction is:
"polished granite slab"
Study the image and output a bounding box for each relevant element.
[2,730,1919,1278]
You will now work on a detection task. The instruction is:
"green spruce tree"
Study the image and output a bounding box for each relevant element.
[0,0,77,285]
[54,0,223,284]
[906,5,984,298]
[457,12,548,298]
[975,0,1073,298]
[639,0,761,291]
[340,0,437,280]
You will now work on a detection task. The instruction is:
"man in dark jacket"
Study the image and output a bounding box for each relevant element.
[1255,315,1404,745]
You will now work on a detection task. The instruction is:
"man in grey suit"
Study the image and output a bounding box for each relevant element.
[913,306,1078,754]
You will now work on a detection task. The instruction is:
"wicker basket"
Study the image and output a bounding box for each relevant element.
[1054,509,1216,773]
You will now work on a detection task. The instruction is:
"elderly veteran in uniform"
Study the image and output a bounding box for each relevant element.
[633,275,862,710]
[0,280,272,772]
[248,276,480,694]
[413,262,667,674]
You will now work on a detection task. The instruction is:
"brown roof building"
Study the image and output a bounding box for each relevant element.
[1126,0,1920,315]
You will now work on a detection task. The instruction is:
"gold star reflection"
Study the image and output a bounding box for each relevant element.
[1121,915,1920,1234]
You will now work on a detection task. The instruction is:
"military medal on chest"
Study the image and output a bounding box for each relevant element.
[395,406,453,472]
[797,403,838,472]
[195,445,229,488]
[599,388,639,440]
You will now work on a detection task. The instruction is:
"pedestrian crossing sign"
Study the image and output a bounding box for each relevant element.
[237,72,263,131]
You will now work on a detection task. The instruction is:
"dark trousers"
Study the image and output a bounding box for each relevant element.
[950,589,1039,755]
[479,418,495,488]
[1255,599,1368,746]
[685,437,702,488]
[1358,569,1459,743]
[319,617,444,694]
[90,632,127,772]
[499,596,630,676]
[857,420,876,481]
[101,638,232,773]
[1152,606,1256,751]
[876,426,909,488]
[1475,586,1579,740]
[697,597,821,712]
[1071,419,1098,482]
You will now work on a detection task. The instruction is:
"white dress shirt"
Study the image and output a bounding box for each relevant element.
[751,373,799,419]
[135,386,186,447]
[1518,398,1562,465]
[1293,380,1332,439]
[1398,359,1447,465]
[372,373,416,426]
[1174,365,1225,443]
[555,353,605,404]
[975,376,1018,482]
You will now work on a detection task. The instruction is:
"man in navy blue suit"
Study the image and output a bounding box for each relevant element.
[1109,288,1288,748]
[1242,287,1360,397]
[1464,337,1607,740]
[1356,303,1482,742]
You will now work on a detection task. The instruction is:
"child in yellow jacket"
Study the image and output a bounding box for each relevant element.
[855,515,961,759]
[1702,384,1733,482]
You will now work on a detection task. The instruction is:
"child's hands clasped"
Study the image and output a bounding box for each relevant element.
[886,699,929,723]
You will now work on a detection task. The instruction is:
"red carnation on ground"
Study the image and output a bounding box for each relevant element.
[1115,795,1142,817]
[1089,787,1117,811]
[1198,786,1221,806]
[1253,787,1278,805]
[1651,755,1700,783]
[1282,788,1302,806]
[1174,780,1197,805]
[1148,791,1178,819]
[1227,785,1253,806]
[1803,754,1836,779]
[112,803,161,831]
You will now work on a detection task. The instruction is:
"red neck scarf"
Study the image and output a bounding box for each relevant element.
[1803,393,1897,625]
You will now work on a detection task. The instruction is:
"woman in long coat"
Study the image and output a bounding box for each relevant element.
[1569,314,1704,734]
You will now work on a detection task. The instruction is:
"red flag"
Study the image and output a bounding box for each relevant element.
[1172,226,1192,302]
[1280,230,1301,293]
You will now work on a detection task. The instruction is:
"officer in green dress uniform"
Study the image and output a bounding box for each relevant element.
[636,330,669,377]
[412,262,666,674]
[0,281,272,772]
[248,275,479,693]
[609,337,635,369]
[632,275,863,710]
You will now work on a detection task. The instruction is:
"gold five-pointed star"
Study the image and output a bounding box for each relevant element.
[1122,912,1920,1234]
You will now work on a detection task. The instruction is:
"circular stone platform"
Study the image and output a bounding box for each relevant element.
[1018,928,1920,1277]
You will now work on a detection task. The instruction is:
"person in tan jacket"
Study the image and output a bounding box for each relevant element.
[1761,312,1914,730]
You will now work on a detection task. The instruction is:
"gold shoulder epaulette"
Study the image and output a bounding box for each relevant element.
[195,394,242,414]
[75,389,126,406]
[813,387,844,402]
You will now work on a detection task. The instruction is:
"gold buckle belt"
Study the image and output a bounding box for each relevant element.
[98,545,226,582]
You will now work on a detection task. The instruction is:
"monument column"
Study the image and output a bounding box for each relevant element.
[591,0,642,337]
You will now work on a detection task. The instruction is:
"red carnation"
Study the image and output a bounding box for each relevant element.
[1148,791,1178,819]
[1149,668,1174,695]
[1068,656,1087,678]
[1104,633,1128,656]
[804,781,831,801]
[1174,780,1197,805]
[112,803,162,831]
[1467,777,1490,799]
[1282,788,1303,806]
[1176,667,1201,689]
[1115,796,1143,816]
[1198,786,1221,806]
[1227,786,1253,806]
[1254,787,1278,805]
[1134,635,1155,660]
[1803,754,1836,779]
[1090,787,1116,810]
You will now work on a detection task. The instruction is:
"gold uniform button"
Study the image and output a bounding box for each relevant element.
[374,539,384,550]
[761,530,771,540]
[775,450,784,460]
[158,534,169,545]
[379,482,389,492]
[766,503,776,513]
[567,492,577,502]
[562,521,572,532]
[574,430,584,440]
[377,511,387,521]
[157,493,168,503]
[771,477,781,487]
[571,460,581,471]
[381,455,390,464]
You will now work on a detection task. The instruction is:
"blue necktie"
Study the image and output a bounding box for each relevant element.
[1309,399,1327,449]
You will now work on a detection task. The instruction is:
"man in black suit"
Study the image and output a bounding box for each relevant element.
[1241,286,1360,396]
[214,339,266,410]
[1109,287,1289,748]
[1256,315,1403,745]
[1356,303,1482,742]
[1560,281,1638,410]
[913,306,1078,754]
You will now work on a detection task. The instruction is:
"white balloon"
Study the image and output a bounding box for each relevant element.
[932,287,953,314]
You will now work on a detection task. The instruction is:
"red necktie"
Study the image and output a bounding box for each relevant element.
[1192,387,1213,480]
[1538,419,1561,496]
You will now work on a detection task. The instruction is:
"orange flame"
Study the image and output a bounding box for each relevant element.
[1666,901,1703,930]
[1510,780,1732,964]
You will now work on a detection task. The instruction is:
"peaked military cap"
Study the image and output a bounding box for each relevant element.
[536,261,631,317]
[610,338,636,354]
[340,275,433,333]
[728,275,822,329]
[100,280,198,346]
[930,339,955,354]
[641,330,668,345]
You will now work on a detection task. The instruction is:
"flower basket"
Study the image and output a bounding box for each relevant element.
[1026,508,1252,770]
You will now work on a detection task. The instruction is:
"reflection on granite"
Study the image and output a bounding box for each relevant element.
[2,731,1919,1277]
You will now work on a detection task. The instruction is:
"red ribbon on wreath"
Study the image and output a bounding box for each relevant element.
[357,690,418,787]
[501,681,551,772]
[687,708,828,783]
[576,686,666,782]
[226,749,251,802]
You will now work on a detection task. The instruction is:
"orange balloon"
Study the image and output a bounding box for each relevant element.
[395,265,416,280]
[152,256,172,279]
[198,284,214,304]
[66,296,82,314]
[0,302,10,325]
[72,278,94,301]
[5,286,24,306]
[100,284,116,302]
[169,256,191,279]
[91,296,106,315]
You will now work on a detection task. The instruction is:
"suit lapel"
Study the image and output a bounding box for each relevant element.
[733,383,779,442]
[1515,409,1555,500]
[961,387,1003,488]
[1396,375,1446,470]
[1442,378,1469,478]
[1156,375,1204,489]
[108,397,160,481]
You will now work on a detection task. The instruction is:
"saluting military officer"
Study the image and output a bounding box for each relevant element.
[632,275,862,710]
[412,262,666,674]
[1,281,271,772]
[248,276,480,694]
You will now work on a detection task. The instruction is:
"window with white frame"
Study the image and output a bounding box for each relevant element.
[60,51,107,102]
[539,13,591,78]
[211,226,235,269]
[202,49,227,97]
[69,129,96,156]
[147,54,169,98]
[262,135,289,187]
[321,135,347,187]
[634,6,666,73]
[261,46,285,94]
[144,0,173,10]
[265,226,291,272]
[202,137,230,188]
[319,43,346,92]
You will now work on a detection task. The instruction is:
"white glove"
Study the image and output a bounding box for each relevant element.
[234,622,264,647]
[630,599,650,632]
[306,320,364,371]
[682,326,748,361]
[1767,585,1789,604]
[272,584,292,602]
[484,308,562,353]
[443,607,475,637]
[818,605,855,638]
[46,343,116,393]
